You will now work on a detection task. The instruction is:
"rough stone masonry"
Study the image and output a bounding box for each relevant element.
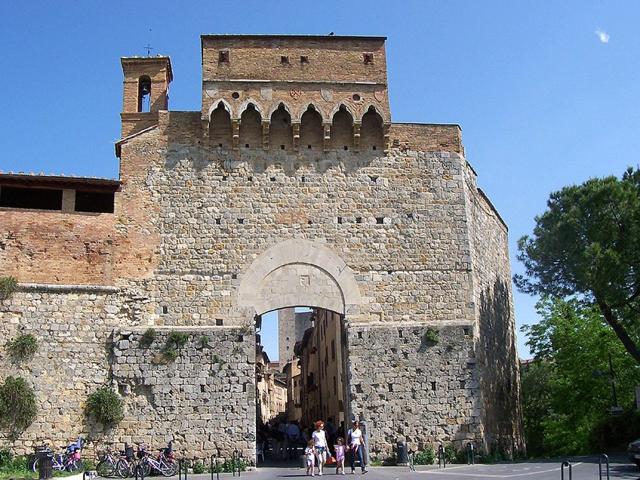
[0,34,524,461]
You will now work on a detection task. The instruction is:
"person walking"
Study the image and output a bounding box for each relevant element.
[347,420,367,474]
[334,437,347,475]
[305,440,316,477]
[312,420,328,476]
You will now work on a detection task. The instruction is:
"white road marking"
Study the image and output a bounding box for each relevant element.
[420,462,583,478]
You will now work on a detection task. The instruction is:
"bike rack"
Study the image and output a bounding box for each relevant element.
[437,444,446,469]
[560,460,572,480]
[210,455,220,480]
[178,459,188,480]
[232,450,241,477]
[599,454,610,480]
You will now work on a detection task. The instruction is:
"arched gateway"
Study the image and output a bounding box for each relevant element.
[0,34,524,464]
[238,239,362,316]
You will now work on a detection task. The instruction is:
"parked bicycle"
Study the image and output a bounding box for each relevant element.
[32,437,85,473]
[136,442,178,477]
[96,444,135,478]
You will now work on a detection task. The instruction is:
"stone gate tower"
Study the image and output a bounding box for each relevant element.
[0,34,524,460]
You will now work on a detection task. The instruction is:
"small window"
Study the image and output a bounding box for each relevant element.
[337,217,342,224]
[363,52,374,64]
[238,218,244,224]
[300,55,309,64]
[162,306,168,314]
[280,55,290,65]
[356,217,362,224]
[215,218,221,225]
[215,319,224,326]
[0,186,62,211]
[75,191,115,213]
[231,91,240,99]
[376,217,384,224]
[219,50,230,63]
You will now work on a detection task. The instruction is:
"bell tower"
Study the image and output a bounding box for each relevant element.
[120,56,173,137]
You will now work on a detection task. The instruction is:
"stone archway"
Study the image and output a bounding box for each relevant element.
[238,239,362,316]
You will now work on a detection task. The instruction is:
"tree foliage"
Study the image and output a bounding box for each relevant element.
[85,387,124,427]
[515,167,640,363]
[0,376,37,439]
[521,298,640,456]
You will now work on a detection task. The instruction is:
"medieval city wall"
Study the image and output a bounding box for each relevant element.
[347,323,481,457]
[462,164,525,453]
[0,104,524,462]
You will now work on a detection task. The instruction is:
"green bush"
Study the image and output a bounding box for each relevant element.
[0,376,37,438]
[414,447,436,465]
[589,409,640,451]
[211,459,247,473]
[139,328,156,348]
[424,327,439,345]
[161,331,189,362]
[443,444,458,464]
[0,450,11,468]
[0,452,35,479]
[85,387,124,427]
[6,334,38,361]
[0,277,18,301]
[192,461,205,474]
[198,336,210,349]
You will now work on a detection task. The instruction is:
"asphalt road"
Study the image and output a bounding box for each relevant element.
[151,456,638,480]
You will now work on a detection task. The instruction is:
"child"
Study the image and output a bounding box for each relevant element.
[305,440,316,476]
[334,437,346,475]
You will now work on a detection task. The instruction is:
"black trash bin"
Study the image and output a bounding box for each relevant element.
[36,449,53,480]
[397,441,409,466]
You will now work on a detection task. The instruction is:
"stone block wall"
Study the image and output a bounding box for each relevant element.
[111,327,255,459]
[346,323,480,459]
[463,164,525,453]
[0,286,125,453]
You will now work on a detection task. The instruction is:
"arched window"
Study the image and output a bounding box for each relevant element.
[331,105,353,151]
[360,107,384,151]
[138,76,152,113]
[239,104,262,149]
[300,106,323,151]
[209,102,232,148]
[270,104,293,151]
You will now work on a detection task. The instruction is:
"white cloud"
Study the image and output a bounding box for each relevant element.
[595,28,610,44]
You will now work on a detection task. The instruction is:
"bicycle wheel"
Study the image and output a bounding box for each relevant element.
[159,459,178,477]
[67,460,83,473]
[138,460,151,478]
[116,459,132,478]
[31,458,39,473]
[97,460,116,477]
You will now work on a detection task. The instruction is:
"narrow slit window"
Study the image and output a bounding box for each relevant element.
[138,76,151,113]
[219,50,229,63]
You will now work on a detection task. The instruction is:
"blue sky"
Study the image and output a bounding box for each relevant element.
[2,1,639,359]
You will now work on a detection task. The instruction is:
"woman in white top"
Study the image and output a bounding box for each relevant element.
[311,420,328,476]
[348,420,367,474]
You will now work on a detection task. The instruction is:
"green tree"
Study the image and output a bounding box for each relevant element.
[521,298,640,455]
[515,167,640,364]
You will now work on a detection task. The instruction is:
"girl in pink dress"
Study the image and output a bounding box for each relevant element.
[334,437,346,475]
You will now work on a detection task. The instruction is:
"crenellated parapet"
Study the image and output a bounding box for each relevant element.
[200,35,391,153]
